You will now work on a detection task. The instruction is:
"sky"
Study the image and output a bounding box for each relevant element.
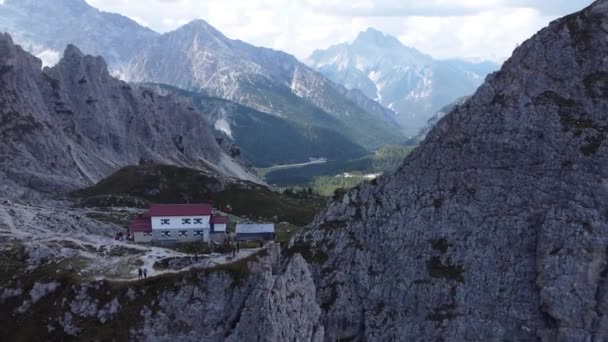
[86,0,594,62]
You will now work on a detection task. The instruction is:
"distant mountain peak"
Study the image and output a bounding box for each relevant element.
[4,0,92,11]
[356,27,387,39]
[177,19,227,39]
[0,31,14,46]
[58,43,110,78]
[63,44,84,58]
[308,27,498,135]
[353,27,403,48]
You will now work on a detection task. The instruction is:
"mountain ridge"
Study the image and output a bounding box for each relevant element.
[308,27,498,135]
[122,19,404,149]
[0,0,405,154]
[0,34,261,200]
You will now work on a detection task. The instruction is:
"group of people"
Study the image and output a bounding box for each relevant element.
[137,267,148,279]
[115,231,134,241]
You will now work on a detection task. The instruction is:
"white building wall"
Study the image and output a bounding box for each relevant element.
[236,224,275,234]
[214,223,227,232]
[151,215,210,230]
[134,232,153,243]
[152,228,210,242]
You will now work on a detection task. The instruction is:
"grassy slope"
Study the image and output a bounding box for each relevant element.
[72,164,326,226]
[264,145,416,188]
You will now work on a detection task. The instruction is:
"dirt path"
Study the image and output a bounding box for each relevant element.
[96,248,262,282]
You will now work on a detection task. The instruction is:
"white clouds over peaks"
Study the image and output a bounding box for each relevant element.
[85,0,593,62]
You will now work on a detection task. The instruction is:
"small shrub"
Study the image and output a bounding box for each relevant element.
[427,256,464,282]
[429,238,449,254]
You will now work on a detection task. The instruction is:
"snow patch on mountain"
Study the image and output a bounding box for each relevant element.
[214,118,233,139]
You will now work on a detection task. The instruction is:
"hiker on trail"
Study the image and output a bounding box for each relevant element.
[236,242,240,253]
[232,245,236,257]
[138,268,143,279]
[143,268,148,279]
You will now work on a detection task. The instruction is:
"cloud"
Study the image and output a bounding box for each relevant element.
[85,0,594,62]
[36,49,61,67]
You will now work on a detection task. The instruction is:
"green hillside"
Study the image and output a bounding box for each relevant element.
[146,83,369,167]
[72,164,326,226]
[264,145,415,193]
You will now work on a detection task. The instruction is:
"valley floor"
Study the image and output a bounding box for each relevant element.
[256,158,328,177]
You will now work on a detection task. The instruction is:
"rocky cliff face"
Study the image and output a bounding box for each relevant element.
[308,28,498,136]
[0,34,260,200]
[294,1,608,340]
[0,216,323,342]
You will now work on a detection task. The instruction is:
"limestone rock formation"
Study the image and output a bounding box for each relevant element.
[0,34,260,200]
[295,1,608,340]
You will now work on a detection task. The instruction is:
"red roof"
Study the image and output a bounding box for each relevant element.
[148,203,213,217]
[130,216,152,232]
[211,216,227,224]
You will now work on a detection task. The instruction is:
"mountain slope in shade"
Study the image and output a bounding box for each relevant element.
[122,20,404,149]
[409,96,469,144]
[308,28,498,135]
[145,83,369,167]
[0,34,261,200]
[294,1,608,340]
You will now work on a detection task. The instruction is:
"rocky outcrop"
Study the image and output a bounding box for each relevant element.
[294,1,608,340]
[0,34,261,200]
[225,254,323,341]
[1,242,324,341]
